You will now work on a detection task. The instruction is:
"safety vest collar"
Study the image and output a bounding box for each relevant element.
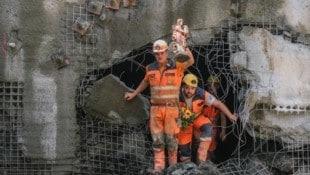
[148,59,176,71]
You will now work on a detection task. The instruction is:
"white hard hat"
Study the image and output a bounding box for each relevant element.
[153,40,168,53]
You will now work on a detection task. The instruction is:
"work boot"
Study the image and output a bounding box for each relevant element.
[197,140,211,164]
[154,150,165,172]
[146,168,164,175]
[152,169,164,175]
[179,156,191,162]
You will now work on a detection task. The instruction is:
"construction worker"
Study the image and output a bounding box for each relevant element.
[124,39,194,174]
[203,75,237,160]
[177,73,237,164]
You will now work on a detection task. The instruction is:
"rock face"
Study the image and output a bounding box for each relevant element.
[84,74,149,124]
[0,0,310,174]
[231,26,310,143]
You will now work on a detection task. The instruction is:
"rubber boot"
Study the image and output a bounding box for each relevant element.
[154,150,165,172]
[197,140,211,164]
[168,150,177,166]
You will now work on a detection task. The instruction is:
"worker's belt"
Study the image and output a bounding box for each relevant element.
[151,102,177,107]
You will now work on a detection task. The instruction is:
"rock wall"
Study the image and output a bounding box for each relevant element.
[0,0,309,172]
[231,26,310,143]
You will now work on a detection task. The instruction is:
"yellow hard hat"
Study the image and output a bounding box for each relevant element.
[153,40,168,53]
[182,73,198,87]
[207,75,220,84]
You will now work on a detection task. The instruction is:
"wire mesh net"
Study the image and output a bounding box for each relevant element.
[0,82,79,174]
[0,1,309,174]
[63,3,97,57]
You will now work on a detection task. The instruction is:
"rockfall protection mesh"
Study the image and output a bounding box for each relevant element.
[64,3,97,57]
[0,82,79,174]
[0,2,309,174]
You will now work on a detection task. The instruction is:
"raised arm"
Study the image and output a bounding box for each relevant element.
[182,47,194,70]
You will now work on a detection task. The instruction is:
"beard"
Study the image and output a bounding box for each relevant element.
[184,92,194,98]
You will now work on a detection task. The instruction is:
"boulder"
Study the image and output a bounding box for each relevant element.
[85,74,149,125]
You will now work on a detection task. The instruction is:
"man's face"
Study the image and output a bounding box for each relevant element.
[154,50,168,64]
[183,84,196,98]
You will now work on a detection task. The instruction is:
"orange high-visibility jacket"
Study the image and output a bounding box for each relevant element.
[204,105,219,117]
[203,105,219,124]
[144,60,184,104]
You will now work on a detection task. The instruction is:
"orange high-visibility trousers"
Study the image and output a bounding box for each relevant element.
[177,123,193,161]
[209,127,218,152]
[178,114,212,163]
[150,106,180,170]
[168,150,178,166]
[153,150,165,171]
[193,114,212,163]
[177,124,193,145]
[197,140,211,164]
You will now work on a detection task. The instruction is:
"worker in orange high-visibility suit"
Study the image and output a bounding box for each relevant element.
[124,39,194,174]
[177,73,237,164]
[203,75,237,158]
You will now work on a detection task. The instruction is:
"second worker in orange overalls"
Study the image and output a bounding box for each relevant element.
[177,73,237,164]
